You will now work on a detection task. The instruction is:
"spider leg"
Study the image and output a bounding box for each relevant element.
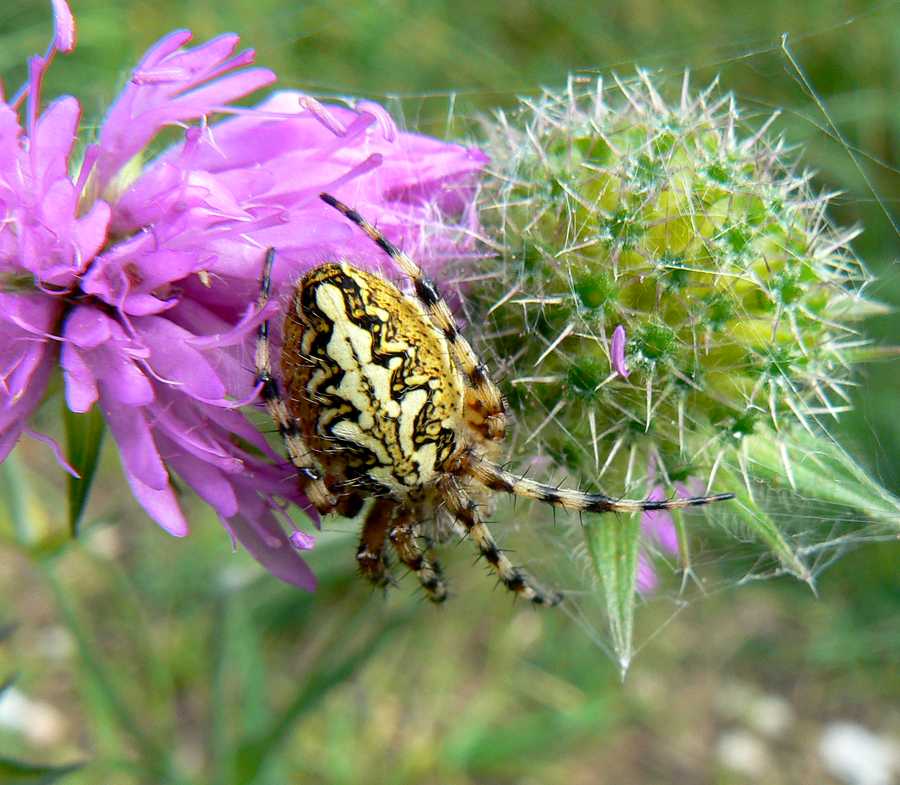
[256,248,336,513]
[437,475,562,607]
[463,451,734,513]
[334,490,365,519]
[389,505,448,603]
[357,498,395,588]
[319,192,508,442]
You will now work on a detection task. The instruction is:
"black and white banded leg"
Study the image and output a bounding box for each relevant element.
[464,450,734,514]
[389,506,448,603]
[437,475,563,607]
[256,247,336,513]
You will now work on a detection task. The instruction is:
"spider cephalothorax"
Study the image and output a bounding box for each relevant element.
[255,193,733,606]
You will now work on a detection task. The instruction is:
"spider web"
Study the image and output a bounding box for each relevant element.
[263,1,899,662]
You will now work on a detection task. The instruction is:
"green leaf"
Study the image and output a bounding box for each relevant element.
[0,759,83,785]
[743,431,900,528]
[584,514,641,675]
[63,405,105,537]
[44,569,190,785]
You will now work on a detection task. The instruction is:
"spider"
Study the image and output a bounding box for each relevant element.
[254,192,734,606]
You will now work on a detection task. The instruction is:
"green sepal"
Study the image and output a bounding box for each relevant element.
[715,462,810,581]
[743,430,900,529]
[63,405,105,537]
[584,513,641,674]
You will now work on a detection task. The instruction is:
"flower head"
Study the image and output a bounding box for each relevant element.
[473,72,879,564]
[468,72,895,664]
[1,2,487,587]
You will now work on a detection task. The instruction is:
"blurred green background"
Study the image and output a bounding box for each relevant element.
[1,1,897,783]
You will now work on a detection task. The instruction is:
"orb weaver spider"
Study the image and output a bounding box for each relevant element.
[254,193,733,605]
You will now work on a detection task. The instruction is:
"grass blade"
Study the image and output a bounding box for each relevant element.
[234,610,408,785]
[0,759,83,785]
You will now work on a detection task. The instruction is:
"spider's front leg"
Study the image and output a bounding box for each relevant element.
[256,248,336,513]
[318,192,508,443]
[465,452,734,513]
[437,475,563,607]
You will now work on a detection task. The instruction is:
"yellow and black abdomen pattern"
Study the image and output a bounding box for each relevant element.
[281,263,464,498]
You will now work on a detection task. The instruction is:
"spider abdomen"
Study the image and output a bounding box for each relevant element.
[281,263,464,497]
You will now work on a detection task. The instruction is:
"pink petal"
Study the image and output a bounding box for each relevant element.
[135,315,226,401]
[226,486,317,590]
[289,530,315,551]
[24,427,79,477]
[100,353,155,406]
[148,394,244,473]
[136,29,194,71]
[155,33,239,80]
[0,348,52,461]
[61,342,98,412]
[51,0,77,53]
[636,552,658,594]
[126,471,189,537]
[0,293,59,340]
[165,445,239,519]
[102,403,168,490]
[63,305,112,348]
[162,68,276,120]
[72,199,111,265]
[0,104,22,172]
[33,96,80,187]
[641,485,679,555]
[96,32,271,191]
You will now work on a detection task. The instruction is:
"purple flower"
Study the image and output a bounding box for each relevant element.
[611,324,629,378]
[1,2,487,589]
[637,480,698,594]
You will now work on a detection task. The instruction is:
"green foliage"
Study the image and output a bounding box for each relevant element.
[0,759,82,785]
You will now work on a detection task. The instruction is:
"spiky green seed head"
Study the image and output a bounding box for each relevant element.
[470,73,888,567]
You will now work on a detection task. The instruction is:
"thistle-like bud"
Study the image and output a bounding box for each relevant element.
[470,73,898,667]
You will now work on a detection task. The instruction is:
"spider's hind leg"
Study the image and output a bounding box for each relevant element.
[389,506,448,604]
[437,476,563,607]
[357,498,395,589]
[319,192,508,443]
[255,248,336,513]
